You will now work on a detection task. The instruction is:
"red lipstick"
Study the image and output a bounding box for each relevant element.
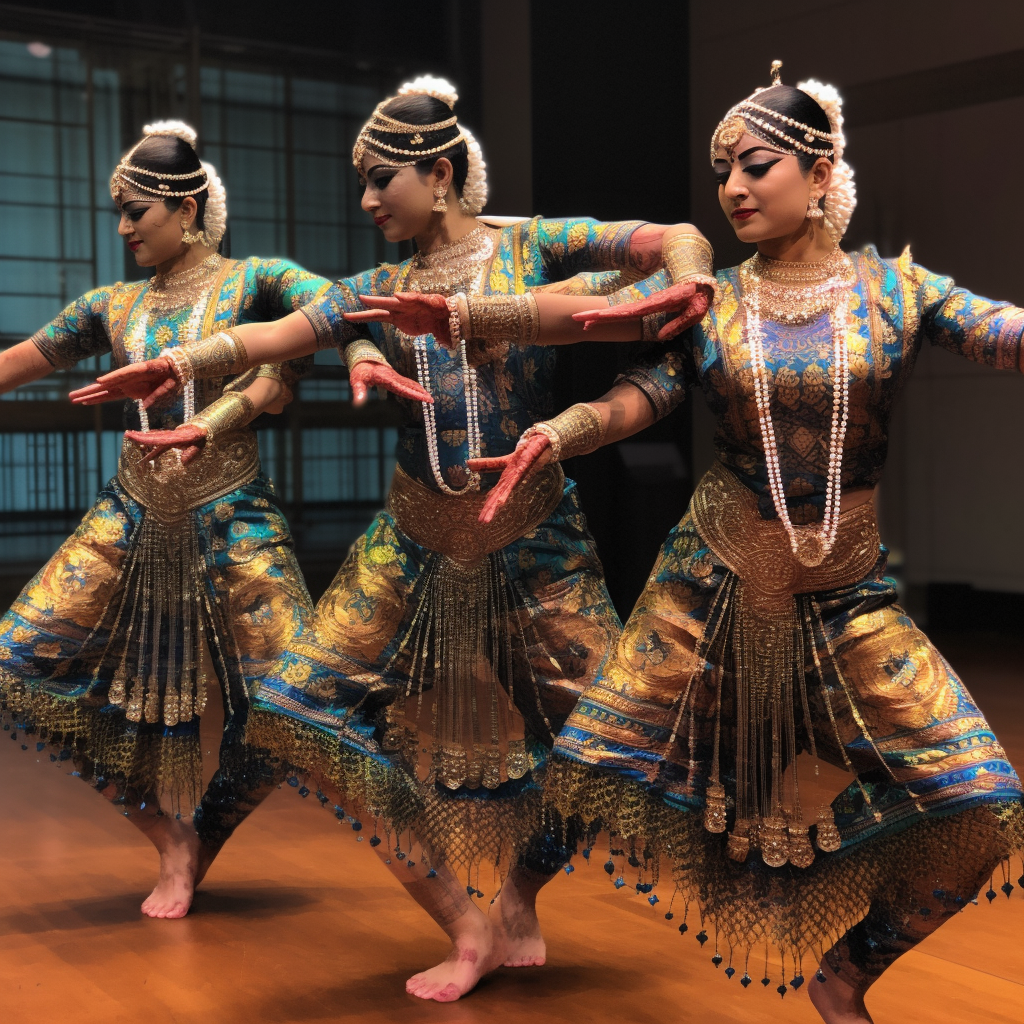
[128,241,142,251]
[731,208,756,221]
[373,215,391,227]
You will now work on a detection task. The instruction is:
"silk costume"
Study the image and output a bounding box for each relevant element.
[547,246,1024,984]
[0,255,329,843]
[247,217,650,879]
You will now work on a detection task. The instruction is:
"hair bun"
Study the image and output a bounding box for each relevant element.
[142,120,198,149]
[397,75,458,109]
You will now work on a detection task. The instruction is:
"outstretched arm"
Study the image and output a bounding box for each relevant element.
[469,381,661,523]
[125,371,297,466]
[69,310,320,407]
[0,340,57,394]
[347,228,715,350]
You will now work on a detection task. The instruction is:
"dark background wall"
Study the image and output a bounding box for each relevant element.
[1,0,1022,627]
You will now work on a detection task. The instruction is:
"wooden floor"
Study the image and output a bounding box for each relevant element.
[2,632,1021,1024]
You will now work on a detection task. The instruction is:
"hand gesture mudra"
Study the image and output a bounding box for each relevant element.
[125,424,208,467]
[466,433,553,524]
[573,279,714,340]
[349,359,434,406]
[344,293,454,348]
[70,357,179,408]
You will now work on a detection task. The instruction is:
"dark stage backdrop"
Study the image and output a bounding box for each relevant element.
[531,1,693,617]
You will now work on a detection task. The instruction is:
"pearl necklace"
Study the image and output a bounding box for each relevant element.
[128,268,220,434]
[408,228,495,495]
[742,249,854,567]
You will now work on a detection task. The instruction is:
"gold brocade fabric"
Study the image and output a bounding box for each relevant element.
[688,463,881,864]
[4,255,329,810]
[379,465,567,791]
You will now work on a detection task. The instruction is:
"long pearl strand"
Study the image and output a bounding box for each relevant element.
[411,233,494,495]
[746,279,851,568]
[129,283,212,434]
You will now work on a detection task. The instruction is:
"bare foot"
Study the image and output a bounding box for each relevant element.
[140,816,201,919]
[494,879,546,967]
[405,917,508,1002]
[808,960,874,1023]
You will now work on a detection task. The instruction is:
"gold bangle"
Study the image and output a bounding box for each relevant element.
[523,402,605,463]
[464,293,540,347]
[189,392,255,444]
[664,232,715,285]
[158,346,193,388]
[256,364,286,383]
[343,339,388,373]
[169,329,250,380]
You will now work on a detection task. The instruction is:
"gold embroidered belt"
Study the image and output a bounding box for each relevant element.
[689,461,880,609]
[385,462,565,570]
[101,429,261,730]
[684,461,882,868]
[117,429,261,522]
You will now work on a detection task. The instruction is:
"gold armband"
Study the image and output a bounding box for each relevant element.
[162,329,250,382]
[256,364,285,383]
[344,339,389,373]
[523,402,605,463]
[464,293,540,347]
[189,392,256,444]
[664,233,717,290]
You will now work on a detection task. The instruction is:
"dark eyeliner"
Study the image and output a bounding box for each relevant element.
[743,159,782,178]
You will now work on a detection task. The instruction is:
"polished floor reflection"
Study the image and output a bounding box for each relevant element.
[2,632,1021,1024]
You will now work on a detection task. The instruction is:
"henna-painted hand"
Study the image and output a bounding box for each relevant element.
[466,433,553,524]
[572,281,713,340]
[124,423,208,467]
[70,356,179,407]
[349,359,433,407]
[344,292,453,348]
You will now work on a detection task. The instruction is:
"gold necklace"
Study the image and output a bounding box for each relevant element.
[144,252,224,315]
[406,226,497,296]
[740,246,855,325]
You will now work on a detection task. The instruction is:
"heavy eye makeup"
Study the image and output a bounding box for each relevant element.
[740,158,782,179]
[117,204,150,222]
[365,168,398,191]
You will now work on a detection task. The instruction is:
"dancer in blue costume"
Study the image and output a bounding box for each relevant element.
[1,120,423,919]
[394,64,1023,1023]
[77,76,714,999]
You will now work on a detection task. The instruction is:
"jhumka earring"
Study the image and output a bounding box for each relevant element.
[181,220,204,244]
[432,186,448,214]
[806,194,824,220]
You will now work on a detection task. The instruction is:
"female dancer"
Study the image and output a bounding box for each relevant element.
[73,77,714,999]
[0,121,424,920]
[350,65,1024,1022]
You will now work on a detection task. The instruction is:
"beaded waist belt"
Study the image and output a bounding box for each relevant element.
[117,429,260,522]
[103,429,261,730]
[386,462,565,571]
[684,461,882,868]
[690,460,880,608]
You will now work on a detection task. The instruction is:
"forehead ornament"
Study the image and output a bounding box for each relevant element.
[709,59,841,162]
[717,116,747,153]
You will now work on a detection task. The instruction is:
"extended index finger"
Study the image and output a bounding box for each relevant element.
[343,309,394,323]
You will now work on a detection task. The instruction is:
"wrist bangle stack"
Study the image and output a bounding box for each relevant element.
[664,232,716,288]
[464,293,540,347]
[188,392,256,445]
[160,346,194,388]
[162,329,249,382]
[521,402,605,463]
[343,339,389,373]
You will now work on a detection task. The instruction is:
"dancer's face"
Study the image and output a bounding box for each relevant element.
[117,196,197,267]
[359,156,452,242]
[713,132,832,244]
